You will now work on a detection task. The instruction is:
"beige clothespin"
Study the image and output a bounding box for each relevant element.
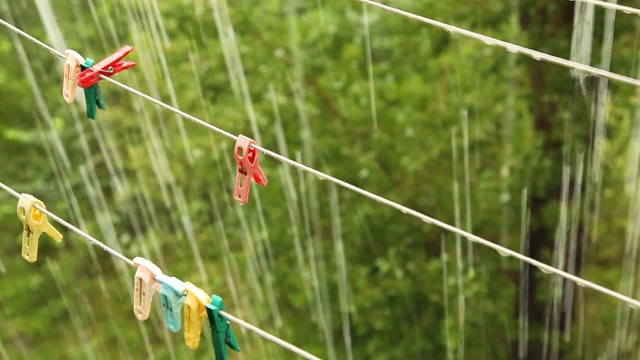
[132,257,163,321]
[62,49,85,103]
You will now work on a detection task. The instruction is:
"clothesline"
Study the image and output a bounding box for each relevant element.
[570,0,640,17]
[358,0,640,87]
[0,180,322,360]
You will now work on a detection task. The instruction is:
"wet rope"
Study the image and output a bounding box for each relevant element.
[570,0,640,17]
[358,0,640,87]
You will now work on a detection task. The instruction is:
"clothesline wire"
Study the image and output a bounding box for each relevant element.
[357,0,640,88]
[0,180,322,360]
[570,0,640,17]
[0,17,238,141]
[0,12,639,313]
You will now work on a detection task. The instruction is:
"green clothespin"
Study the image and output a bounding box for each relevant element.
[80,58,106,120]
[205,295,240,360]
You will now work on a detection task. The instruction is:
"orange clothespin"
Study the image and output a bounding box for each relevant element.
[234,135,268,204]
[16,194,63,263]
[62,50,85,103]
[183,282,210,349]
[132,257,163,321]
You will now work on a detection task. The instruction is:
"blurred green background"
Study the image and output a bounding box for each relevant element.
[0,0,639,359]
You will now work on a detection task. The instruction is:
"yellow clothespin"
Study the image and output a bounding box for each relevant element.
[16,193,63,263]
[184,282,210,350]
[132,257,163,321]
[63,49,85,103]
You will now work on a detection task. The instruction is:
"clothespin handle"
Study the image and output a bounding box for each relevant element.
[132,257,163,321]
[156,274,186,333]
[234,135,267,204]
[17,193,63,263]
[206,294,240,360]
[77,45,136,88]
[62,50,85,103]
[183,282,210,350]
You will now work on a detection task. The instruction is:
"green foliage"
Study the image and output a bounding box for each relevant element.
[0,0,638,359]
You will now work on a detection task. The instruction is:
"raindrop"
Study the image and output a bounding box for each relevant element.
[537,265,553,274]
[496,249,510,257]
[575,280,587,288]
[483,39,496,46]
[465,235,479,243]
[506,46,519,54]
[358,168,370,178]
[274,48,286,58]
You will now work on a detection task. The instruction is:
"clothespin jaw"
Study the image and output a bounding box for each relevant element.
[80,59,106,120]
[77,45,136,89]
[206,295,241,360]
[132,257,163,321]
[156,274,186,333]
[63,50,85,103]
[16,194,63,263]
[183,282,210,350]
[234,135,268,204]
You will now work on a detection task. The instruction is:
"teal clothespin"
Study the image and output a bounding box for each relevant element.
[205,295,240,360]
[156,274,186,333]
[80,58,106,120]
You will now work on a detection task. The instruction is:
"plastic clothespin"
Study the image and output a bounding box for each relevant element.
[132,257,163,321]
[62,50,85,103]
[77,46,134,120]
[80,58,106,120]
[183,282,210,349]
[16,194,63,263]
[233,135,268,204]
[205,295,241,360]
[77,45,136,89]
[156,274,186,333]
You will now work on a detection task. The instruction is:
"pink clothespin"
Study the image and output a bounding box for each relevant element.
[77,45,136,89]
[132,257,163,321]
[234,135,268,204]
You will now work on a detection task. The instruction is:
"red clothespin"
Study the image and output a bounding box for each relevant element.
[234,135,267,204]
[77,45,136,89]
